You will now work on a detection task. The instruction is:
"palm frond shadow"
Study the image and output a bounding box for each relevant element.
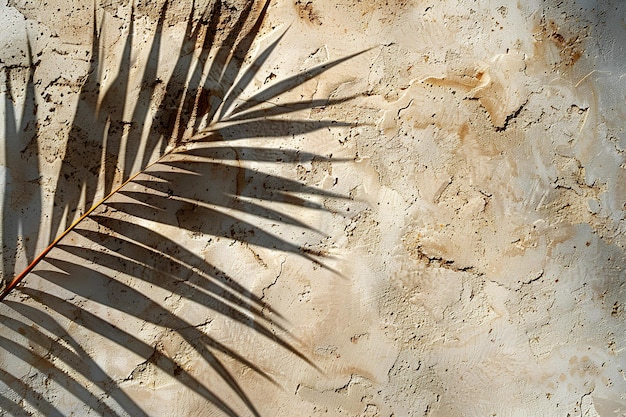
[0,312,143,417]
[0,366,64,417]
[2,302,147,417]
[1,0,366,415]
[1,43,41,293]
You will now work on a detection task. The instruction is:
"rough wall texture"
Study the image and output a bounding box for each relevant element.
[0,0,625,416]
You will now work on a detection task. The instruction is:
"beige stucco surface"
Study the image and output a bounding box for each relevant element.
[1,0,625,416]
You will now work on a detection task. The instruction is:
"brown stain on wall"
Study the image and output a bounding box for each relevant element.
[421,73,481,92]
[422,51,529,130]
[294,0,322,25]
[457,122,469,143]
[533,18,586,69]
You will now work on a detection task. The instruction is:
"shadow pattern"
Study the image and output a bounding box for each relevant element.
[1,42,41,297]
[0,0,362,415]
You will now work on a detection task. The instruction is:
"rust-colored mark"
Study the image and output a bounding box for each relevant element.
[535,19,586,68]
[295,1,321,25]
[458,122,469,143]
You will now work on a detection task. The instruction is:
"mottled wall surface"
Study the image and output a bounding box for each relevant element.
[0,0,624,416]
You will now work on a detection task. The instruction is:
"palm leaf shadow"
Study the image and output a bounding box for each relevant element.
[0,314,138,417]
[0,367,64,417]
[1,43,41,293]
[1,302,148,416]
[1,0,367,415]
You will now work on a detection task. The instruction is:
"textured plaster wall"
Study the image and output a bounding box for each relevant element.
[0,0,625,416]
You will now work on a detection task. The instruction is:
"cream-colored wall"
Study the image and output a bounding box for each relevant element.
[1,0,624,416]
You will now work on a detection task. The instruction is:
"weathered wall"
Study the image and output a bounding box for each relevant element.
[1,0,625,416]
